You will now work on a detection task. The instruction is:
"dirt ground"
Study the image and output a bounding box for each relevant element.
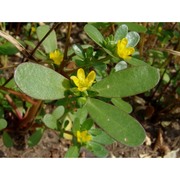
[0,117,179,158]
[0,107,179,158]
[0,23,179,158]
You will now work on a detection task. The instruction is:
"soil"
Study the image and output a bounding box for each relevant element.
[0,114,179,158]
[0,23,179,158]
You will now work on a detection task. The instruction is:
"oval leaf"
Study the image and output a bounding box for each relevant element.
[0,42,19,55]
[126,31,140,47]
[92,65,160,98]
[36,25,57,53]
[14,63,68,100]
[114,61,127,72]
[52,106,65,120]
[84,24,104,46]
[86,98,146,146]
[0,119,7,131]
[28,128,44,147]
[88,141,109,157]
[111,98,132,113]
[116,23,147,33]
[81,118,94,131]
[90,129,115,145]
[64,145,79,158]
[42,114,57,130]
[128,57,149,66]
[114,24,128,42]
[72,44,85,59]
[3,131,13,147]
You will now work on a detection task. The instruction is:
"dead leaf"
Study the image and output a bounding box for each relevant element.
[0,30,30,58]
[139,153,152,158]
[145,135,152,146]
[163,149,179,158]
[161,121,171,127]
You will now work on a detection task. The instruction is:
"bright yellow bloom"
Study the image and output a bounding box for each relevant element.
[31,27,36,33]
[70,68,96,92]
[76,130,92,144]
[116,38,135,60]
[49,49,63,65]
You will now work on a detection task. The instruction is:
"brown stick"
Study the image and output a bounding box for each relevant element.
[5,94,23,120]
[58,22,72,74]
[29,23,61,58]
[20,100,42,128]
[0,86,37,104]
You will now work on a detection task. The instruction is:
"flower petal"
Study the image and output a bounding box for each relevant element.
[127,47,135,55]
[77,68,85,81]
[70,76,80,87]
[86,70,96,87]
[116,38,135,60]
[76,130,92,144]
[49,50,63,65]
[121,38,128,46]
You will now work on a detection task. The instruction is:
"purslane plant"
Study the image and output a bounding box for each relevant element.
[0,23,160,157]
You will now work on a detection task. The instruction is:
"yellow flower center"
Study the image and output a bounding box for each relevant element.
[70,68,96,92]
[49,49,63,65]
[116,38,135,60]
[76,130,92,144]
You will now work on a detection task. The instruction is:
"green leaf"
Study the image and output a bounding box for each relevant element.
[92,65,160,98]
[28,128,44,147]
[24,40,47,60]
[163,73,170,83]
[128,57,149,66]
[14,62,69,100]
[90,129,114,145]
[72,118,80,135]
[114,61,127,72]
[0,118,7,131]
[81,118,94,131]
[84,24,104,46]
[3,131,13,147]
[72,44,85,59]
[114,24,128,42]
[42,114,58,130]
[116,23,147,33]
[126,31,140,47]
[88,141,109,157]
[52,106,65,120]
[86,98,146,146]
[111,98,132,113]
[74,107,88,124]
[89,22,111,29]
[0,42,19,55]
[36,25,57,53]
[64,145,79,158]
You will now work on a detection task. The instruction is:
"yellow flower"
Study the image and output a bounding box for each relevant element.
[49,49,63,65]
[76,130,92,144]
[31,27,36,33]
[70,68,96,92]
[116,38,135,60]
[158,26,162,33]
